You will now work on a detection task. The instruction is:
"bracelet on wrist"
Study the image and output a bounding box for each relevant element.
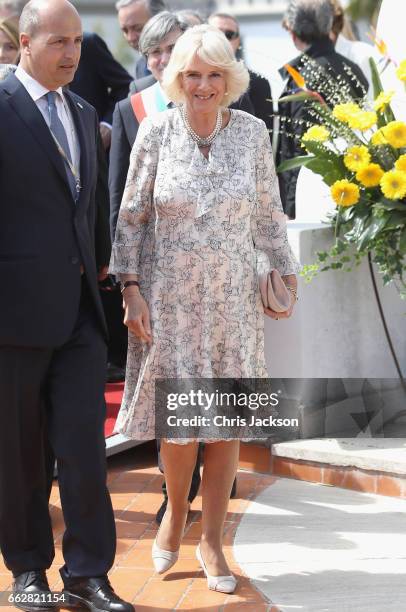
[121,280,140,294]
[286,286,298,301]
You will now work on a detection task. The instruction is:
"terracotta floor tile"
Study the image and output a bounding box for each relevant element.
[115,519,149,539]
[109,568,154,601]
[223,604,270,611]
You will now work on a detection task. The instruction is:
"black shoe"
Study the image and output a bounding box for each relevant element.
[106,363,125,383]
[155,498,167,525]
[230,478,237,499]
[12,570,56,611]
[60,571,134,612]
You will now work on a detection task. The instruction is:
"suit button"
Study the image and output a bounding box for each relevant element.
[70,256,79,265]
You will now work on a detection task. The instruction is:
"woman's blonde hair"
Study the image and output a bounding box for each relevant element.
[0,17,19,53]
[161,24,249,107]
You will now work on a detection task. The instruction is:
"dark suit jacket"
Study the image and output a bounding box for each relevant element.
[109,93,145,241]
[0,74,107,347]
[70,32,132,125]
[248,69,273,137]
[276,37,368,218]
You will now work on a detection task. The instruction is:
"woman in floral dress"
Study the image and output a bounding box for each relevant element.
[110,25,299,593]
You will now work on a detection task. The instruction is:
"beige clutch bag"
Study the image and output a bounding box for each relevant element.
[256,251,291,313]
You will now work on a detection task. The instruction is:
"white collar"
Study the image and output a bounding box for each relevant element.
[154,81,171,106]
[15,65,64,102]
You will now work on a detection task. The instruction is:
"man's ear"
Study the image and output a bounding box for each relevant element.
[20,33,31,55]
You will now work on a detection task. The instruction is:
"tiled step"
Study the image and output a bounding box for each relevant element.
[271,438,406,498]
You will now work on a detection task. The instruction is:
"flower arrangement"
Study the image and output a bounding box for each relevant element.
[278,57,406,296]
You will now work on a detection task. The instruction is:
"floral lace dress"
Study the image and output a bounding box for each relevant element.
[109,108,299,440]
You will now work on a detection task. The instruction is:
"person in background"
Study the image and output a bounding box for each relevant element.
[329,0,380,98]
[208,11,274,139]
[116,0,166,79]
[175,9,203,28]
[70,32,132,151]
[0,15,19,64]
[277,0,368,218]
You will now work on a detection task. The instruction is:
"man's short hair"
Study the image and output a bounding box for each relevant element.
[115,0,166,16]
[208,12,239,29]
[284,0,334,44]
[19,0,40,36]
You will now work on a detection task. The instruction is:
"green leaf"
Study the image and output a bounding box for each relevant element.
[400,227,406,254]
[385,210,406,230]
[369,57,384,100]
[277,155,315,173]
[357,216,388,250]
[278,92,316,104]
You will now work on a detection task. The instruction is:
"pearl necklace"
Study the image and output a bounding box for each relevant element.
[180,105,222,147]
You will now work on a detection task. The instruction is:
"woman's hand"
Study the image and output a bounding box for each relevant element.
[123,288,152,343]
[264,274,297,320]
[264,296,295,320]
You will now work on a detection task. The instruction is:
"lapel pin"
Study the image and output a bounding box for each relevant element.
[77,102,83,109]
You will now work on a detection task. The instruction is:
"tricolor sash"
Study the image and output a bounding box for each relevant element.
[130,82,169,123]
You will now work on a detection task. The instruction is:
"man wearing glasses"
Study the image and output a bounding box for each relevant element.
[208,12,273,139]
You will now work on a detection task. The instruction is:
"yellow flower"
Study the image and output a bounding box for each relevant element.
[331,180,360,206]
[371,129,387,146]
[395,155,406,172]
[356,163,385,187]
[347,110,377,131]
[344,145,371,171]
[382,121,406,148]
[302,125,330,142]
[396,59,406,82]
[373,91,395,112]
[380,170,406,200]
[332,102,361,123]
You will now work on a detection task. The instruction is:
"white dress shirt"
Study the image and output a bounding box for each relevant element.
[15,65,80,173]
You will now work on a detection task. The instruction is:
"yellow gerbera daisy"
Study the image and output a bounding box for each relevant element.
[344,145,371,172]
[332,102,361,123]
[331,180,360,206]
[395,154,406,172]
[347,111,377,131]
[356,163,385,187]
[373,91,395,112]
[302,125,330,142]
[380,170,406,200]
[370,129,387,146]
[382,121,406,148]
[396,59,406,82]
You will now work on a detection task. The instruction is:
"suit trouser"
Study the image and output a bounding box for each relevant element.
[0,281,116,577]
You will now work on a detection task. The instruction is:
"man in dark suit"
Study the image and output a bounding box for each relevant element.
[0,1,132,610]
[276,0,368,218]
[70,31,132,150]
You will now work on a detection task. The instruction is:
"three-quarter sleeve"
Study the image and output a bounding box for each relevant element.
[109,117,159,276]
[252,122,300,276]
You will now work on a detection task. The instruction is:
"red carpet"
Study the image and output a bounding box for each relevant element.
[104,382,124,438]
